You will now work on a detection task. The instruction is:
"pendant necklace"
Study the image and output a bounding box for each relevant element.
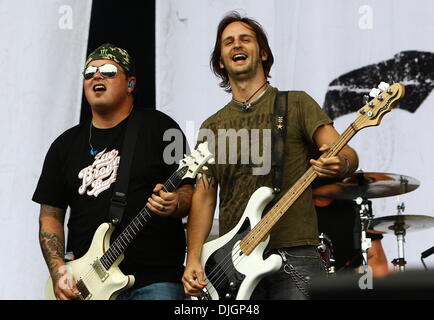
[89,121,100,156]
[88,106,134,156]
[233,81,269,110]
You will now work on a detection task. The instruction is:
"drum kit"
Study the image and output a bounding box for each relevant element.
[313,170,434,274]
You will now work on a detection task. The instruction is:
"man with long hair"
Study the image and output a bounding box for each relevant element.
[182,11,358,300]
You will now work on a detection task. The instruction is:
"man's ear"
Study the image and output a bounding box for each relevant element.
[219,57,225,69]
[127,77,136,92]
[261,50,268,61]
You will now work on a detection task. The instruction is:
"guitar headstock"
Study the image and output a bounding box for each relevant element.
[179,141,215,179]
[353,82,405,131]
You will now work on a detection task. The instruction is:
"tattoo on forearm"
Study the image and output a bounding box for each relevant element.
[39,205,66,276]
[39,232,65,276]
[40,232,64,257]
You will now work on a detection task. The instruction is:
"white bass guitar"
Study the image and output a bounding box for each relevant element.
[198,83,405,300]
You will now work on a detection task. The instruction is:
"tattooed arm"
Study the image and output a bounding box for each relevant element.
[182,173,218,296]
[39,204,79,300]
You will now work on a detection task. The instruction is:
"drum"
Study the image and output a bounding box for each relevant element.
[317,233,336,275]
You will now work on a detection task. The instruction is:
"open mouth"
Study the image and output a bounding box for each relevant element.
[232,54,248,63]
[93,84,107,92]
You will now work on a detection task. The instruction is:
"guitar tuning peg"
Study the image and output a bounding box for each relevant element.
[387,75,395,84]
[378,82,390,91]
[363,95,370,105]
[369,88,381,98]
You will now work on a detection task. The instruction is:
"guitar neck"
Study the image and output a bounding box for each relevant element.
[240,123,358,255]
[100,166,188,269]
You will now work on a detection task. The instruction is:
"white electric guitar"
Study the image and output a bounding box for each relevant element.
[45,142,214,300]
[198,82,405,300]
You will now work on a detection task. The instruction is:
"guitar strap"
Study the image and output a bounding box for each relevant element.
[271,91,288,194]
[108,107,142,225]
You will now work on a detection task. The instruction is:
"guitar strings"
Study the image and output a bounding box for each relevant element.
[102,168,185,266]
[202,181,315,296]
[81,122,354,298]
[203,151,347,296]
[70,168,188,296]
[240,125,356,254]
[203,176,320,296]
[204,93,401,297]
[200,120,360,298]
[62,93,394,298]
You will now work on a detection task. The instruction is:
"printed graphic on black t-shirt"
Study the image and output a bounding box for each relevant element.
[78,148,120,197]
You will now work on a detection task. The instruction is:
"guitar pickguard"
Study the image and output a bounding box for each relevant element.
[203,218,251,300]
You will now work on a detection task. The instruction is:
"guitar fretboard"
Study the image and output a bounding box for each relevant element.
[240,124,358,255]
[100,166,189,270]
[238,84,405,255]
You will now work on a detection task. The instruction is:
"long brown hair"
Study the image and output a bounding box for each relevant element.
[210,11,274,92]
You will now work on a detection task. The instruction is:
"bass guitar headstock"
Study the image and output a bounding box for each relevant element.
[353,82,405,131]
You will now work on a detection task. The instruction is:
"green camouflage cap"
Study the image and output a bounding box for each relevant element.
[85,43,135,76]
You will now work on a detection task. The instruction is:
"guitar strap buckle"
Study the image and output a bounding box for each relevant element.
[109,191,127,225]
[273,187,281,194]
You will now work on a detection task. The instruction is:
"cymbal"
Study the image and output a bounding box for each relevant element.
[370,215,434,233]
[312,172,420,199]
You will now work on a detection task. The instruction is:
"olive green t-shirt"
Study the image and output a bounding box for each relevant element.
[198,87,332,249]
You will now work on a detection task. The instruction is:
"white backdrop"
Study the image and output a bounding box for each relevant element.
[0,0,92,299]
[156,0,434,271]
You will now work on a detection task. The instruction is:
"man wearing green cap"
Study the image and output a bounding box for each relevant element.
[33,43,193,300]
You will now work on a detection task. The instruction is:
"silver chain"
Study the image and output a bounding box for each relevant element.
[278,249,312,297]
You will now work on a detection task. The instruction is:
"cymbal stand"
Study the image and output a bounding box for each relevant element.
[391,201,407,272]
[355,197,373,266]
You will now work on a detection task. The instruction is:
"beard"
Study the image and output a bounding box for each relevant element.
[226,59,262,81]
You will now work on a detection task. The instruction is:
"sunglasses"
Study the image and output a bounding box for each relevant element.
[83,63,124,80]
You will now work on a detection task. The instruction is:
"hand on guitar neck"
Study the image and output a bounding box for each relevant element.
[310,124,359,179]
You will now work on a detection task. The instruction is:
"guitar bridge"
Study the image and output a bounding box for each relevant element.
[92,259,109,282]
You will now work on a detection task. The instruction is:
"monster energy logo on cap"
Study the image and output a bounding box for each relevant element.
[85,43,135,76]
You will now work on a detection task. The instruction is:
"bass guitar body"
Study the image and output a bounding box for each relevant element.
[200,187,282,300]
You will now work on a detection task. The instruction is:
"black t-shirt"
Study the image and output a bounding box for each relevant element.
[33,108,192,288]
[315,199,383,271]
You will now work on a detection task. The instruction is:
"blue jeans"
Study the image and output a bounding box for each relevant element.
[250,245,326,300]
[116,282,185,300]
